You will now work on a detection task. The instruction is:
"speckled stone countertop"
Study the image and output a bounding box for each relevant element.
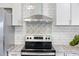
[7,44,79,53]
[63,45,79,53]
[7,45,24,52]
[53,45,79,53]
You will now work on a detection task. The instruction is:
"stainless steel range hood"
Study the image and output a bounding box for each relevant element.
[24,15,52,22]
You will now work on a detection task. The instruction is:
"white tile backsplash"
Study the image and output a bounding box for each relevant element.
[15,21,52,44]
[15,3,79,45]
[15,23,26,44]
[52,26,79,45]
[15,24,79,45]
[25,22,52,35]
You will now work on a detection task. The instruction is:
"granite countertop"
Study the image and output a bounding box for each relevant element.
[54,45,79,53]
[7,44,79,53]
[63,45,79,53]
[7,45,24,52]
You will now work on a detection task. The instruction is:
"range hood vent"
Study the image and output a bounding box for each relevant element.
[24,14,52,22]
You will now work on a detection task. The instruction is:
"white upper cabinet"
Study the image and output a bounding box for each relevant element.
[12,4,22,26]
[71,3,79,25]
[56,3,70,25]
[0,3,22,26]
[56,3,79,25]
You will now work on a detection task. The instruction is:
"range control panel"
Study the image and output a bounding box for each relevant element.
[25,35,52,41]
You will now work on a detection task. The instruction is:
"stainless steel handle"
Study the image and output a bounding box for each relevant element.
[3,35,5,55]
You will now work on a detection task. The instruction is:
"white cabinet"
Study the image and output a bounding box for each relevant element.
[71,3,79,25]
[56,3,79,25]
[12,4,22,26]
[64,52,79,56]
[0,3,22,26]
[56,3,70,25]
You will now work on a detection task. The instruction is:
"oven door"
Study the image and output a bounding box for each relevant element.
[25,41,52,49]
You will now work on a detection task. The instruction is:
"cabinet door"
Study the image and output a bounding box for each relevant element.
[12,4,22,26]
[71,3,79,25]
[56,3,70,25]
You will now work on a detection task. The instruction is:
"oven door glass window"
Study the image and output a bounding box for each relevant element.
[25,42,52,49]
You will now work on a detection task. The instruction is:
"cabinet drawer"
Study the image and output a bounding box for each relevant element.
[64,52,79,56]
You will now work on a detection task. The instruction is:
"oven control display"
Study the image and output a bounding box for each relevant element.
[25,35,51,41]
[34,37,43,40]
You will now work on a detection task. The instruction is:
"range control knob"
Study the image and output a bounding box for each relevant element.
[30,37,32,39]
[48,37,50,40]
[27,37,29,39]
[45,37,47,40]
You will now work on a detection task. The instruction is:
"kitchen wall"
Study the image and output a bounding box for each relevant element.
[15,3,79,45]
[15,25,79,45]
[25,22,52,35]
[52,26,79,45]
[15,22,52,44]
[23,3,43,18]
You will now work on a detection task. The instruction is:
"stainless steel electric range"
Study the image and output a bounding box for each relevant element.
[21,35,56,56]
